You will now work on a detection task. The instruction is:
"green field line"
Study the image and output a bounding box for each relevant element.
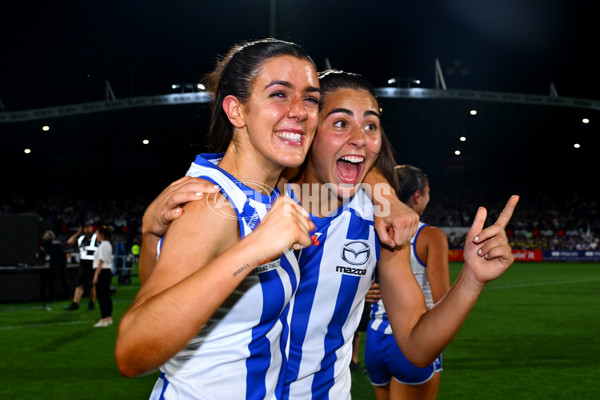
[0,319,97,330]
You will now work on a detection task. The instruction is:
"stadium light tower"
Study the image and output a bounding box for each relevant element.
[435,59,447,91]
[550,82,559,97]
[105,80,116,101]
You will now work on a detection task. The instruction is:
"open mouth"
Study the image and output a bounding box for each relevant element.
[336,155,365,184]
[275,131,303,145]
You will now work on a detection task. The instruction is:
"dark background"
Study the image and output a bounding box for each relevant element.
[1,0,598,200]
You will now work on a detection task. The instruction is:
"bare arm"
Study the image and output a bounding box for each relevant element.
[92,260,103,285]
[115,195,314,377]
[363,165,419,248]
[66,227,83,246]
[419,226,451,303]
[379,195,519,367]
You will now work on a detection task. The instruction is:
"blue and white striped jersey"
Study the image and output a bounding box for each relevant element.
[409,222,433,309]
[151,153,300,400]
[282,187,379,400]
[369,222,430,335]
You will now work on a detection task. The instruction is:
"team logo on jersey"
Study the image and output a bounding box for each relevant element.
[311,232,322,246]
[341,240,370,265]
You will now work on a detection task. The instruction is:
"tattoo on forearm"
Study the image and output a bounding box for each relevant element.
[233,263,251,277]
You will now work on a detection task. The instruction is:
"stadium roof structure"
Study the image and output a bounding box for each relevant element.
[1,82,597,199]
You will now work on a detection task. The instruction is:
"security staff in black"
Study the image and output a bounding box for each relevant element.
[65,223,98,310]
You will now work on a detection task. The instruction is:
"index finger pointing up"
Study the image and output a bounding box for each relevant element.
[495,195,520,229]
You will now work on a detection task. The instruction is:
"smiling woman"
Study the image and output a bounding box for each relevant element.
[115,38,319,400]
[277,70,520,400]
[280,70,390,399]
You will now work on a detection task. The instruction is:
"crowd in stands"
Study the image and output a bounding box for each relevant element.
[2,180,598,253]
[422,184,599,252]
[2,180,147,260]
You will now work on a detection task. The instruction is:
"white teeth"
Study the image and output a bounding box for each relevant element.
[340,155,364,163]
[276,131,302,142]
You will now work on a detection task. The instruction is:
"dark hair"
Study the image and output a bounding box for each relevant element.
[318,69,377,107]
[202,38,316,152]
[377,131,399,193]
[317,69,398,190]
[394,165,428,203]
[97,225,112,241]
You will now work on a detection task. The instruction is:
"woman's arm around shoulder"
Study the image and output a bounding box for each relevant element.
[138,176,220,284]
[363,166,419,248]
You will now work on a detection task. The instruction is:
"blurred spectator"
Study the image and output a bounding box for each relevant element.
[92,225,114,328]
[65,223,98,311]
[37,230,68,309]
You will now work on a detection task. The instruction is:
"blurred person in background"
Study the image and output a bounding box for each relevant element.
[365,164,450,400]
[37,230,68,310]
[65,222,97,311]
[92,225,114,327]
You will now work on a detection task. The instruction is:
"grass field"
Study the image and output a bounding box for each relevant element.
[1,262,599,399]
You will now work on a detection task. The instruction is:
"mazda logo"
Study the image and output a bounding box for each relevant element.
[341,241,370,265]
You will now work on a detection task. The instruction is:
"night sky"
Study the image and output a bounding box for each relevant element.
[2,0,598,110]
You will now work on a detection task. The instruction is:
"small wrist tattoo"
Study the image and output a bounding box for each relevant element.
[233,263,251,277]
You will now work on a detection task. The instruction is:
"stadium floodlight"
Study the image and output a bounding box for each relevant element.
[171,83,195,93]
[24,148,31,154]
[387,77,421,88]
[582,118,590,124]
[142,139,149,145]
[460,136,466,142]
[42,125,50,132]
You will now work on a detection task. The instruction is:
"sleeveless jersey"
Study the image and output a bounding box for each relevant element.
[369,222,430,335]
[410,222,433,308]
[151,153,300,400]
[282,186,379,400]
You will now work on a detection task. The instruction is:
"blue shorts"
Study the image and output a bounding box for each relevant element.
[364,327,443,385]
